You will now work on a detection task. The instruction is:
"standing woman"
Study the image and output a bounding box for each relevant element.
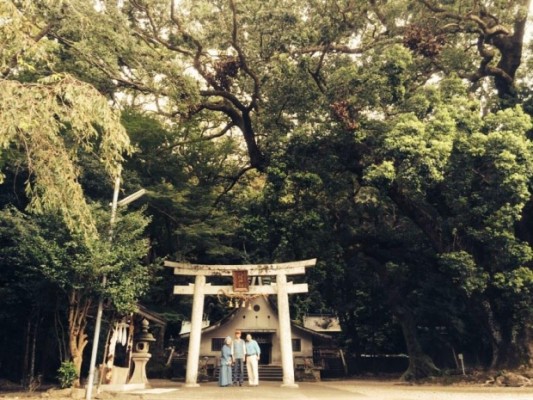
[219,336,233,387]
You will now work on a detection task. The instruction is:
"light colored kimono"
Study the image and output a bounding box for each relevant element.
[219,344,233,386]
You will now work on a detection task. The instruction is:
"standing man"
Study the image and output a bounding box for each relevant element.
[245,333,261,386]
[232,330,246,386]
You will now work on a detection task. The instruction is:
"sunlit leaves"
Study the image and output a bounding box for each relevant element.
[0,75,131,238]
[438,251,489,296]
[0,0,59,78]
[494,267,533,294]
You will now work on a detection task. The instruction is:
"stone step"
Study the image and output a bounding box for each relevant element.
[214,365,283,381]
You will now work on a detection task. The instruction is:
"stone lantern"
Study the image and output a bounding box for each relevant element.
[128,319,156,387]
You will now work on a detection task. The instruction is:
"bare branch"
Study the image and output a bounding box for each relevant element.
[157,122,235,155]
[228,0,261,112]
[307,47,328,94]
[467,14,510,37]
[294,37,401,55]
[129,0,193,56]
[212,165,255,208]
[169,0,214,87]
[50,33,155,94]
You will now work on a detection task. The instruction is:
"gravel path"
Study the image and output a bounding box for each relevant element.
[2,379,533,400]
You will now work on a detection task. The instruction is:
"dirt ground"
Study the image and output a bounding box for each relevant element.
[1,377,533,400]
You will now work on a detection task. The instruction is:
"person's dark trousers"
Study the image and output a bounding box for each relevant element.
[233,358,244,385]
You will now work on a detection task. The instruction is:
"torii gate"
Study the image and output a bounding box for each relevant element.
[164,258,317,388]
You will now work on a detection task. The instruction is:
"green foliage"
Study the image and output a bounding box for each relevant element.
[120,109,247,264]
[0,207,55,319]
[494,267,533,294]
[438,251,489,296]
[57,361,78,389]
[1,0,533,379]
[0,75,131,238]
[0,203,153,312]
[0,1,132,239]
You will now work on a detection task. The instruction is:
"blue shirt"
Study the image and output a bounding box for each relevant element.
[232,338,246,359]
[245,339,261,356]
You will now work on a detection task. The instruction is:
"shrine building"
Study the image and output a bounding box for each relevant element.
[164,258,344,386]
[177,295,337,367]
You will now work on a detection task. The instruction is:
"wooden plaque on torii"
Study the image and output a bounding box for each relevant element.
[232,270,249,292]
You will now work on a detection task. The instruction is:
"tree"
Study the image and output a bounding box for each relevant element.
[409,0,532,105]
[0,206,152,385]
[8,0,533,379]
[1,2,153,383]
[237,59,533,376]
[0,1,132,237]
[362,74,533,370]
[23,0,531,170]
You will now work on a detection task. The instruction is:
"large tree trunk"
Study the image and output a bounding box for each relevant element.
[21,319,31,383]
[364,253,440,380]
[479,299,504,369]
[525,327,533,368]
[491,0,531,103]
[67,291,91,387]
[493,324,533,370]
[394,305,440,381]
[69,334,85,387]
[477,298,529,369]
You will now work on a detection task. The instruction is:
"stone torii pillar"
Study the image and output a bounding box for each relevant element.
[276,272,297,387]
[186,275,205,387]
[164,259,316,388]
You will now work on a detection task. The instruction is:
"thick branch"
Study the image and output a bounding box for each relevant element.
[388,184,445,253]
[417,0,530,101]
[490,0,531,98]
[198,100,266,170]
[200,89,248,112]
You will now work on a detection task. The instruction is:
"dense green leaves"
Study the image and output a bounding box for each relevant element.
[1,0,533,383]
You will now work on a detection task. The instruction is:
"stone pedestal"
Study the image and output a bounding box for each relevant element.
[98,365,145,392]
[128,353,152,386]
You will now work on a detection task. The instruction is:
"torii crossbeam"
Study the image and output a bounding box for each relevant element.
[164,258,317,388]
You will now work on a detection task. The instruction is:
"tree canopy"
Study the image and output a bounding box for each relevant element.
[0,0,532,385]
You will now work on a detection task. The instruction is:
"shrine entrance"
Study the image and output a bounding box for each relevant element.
[253,333,272,364]
[164,258,317,388]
